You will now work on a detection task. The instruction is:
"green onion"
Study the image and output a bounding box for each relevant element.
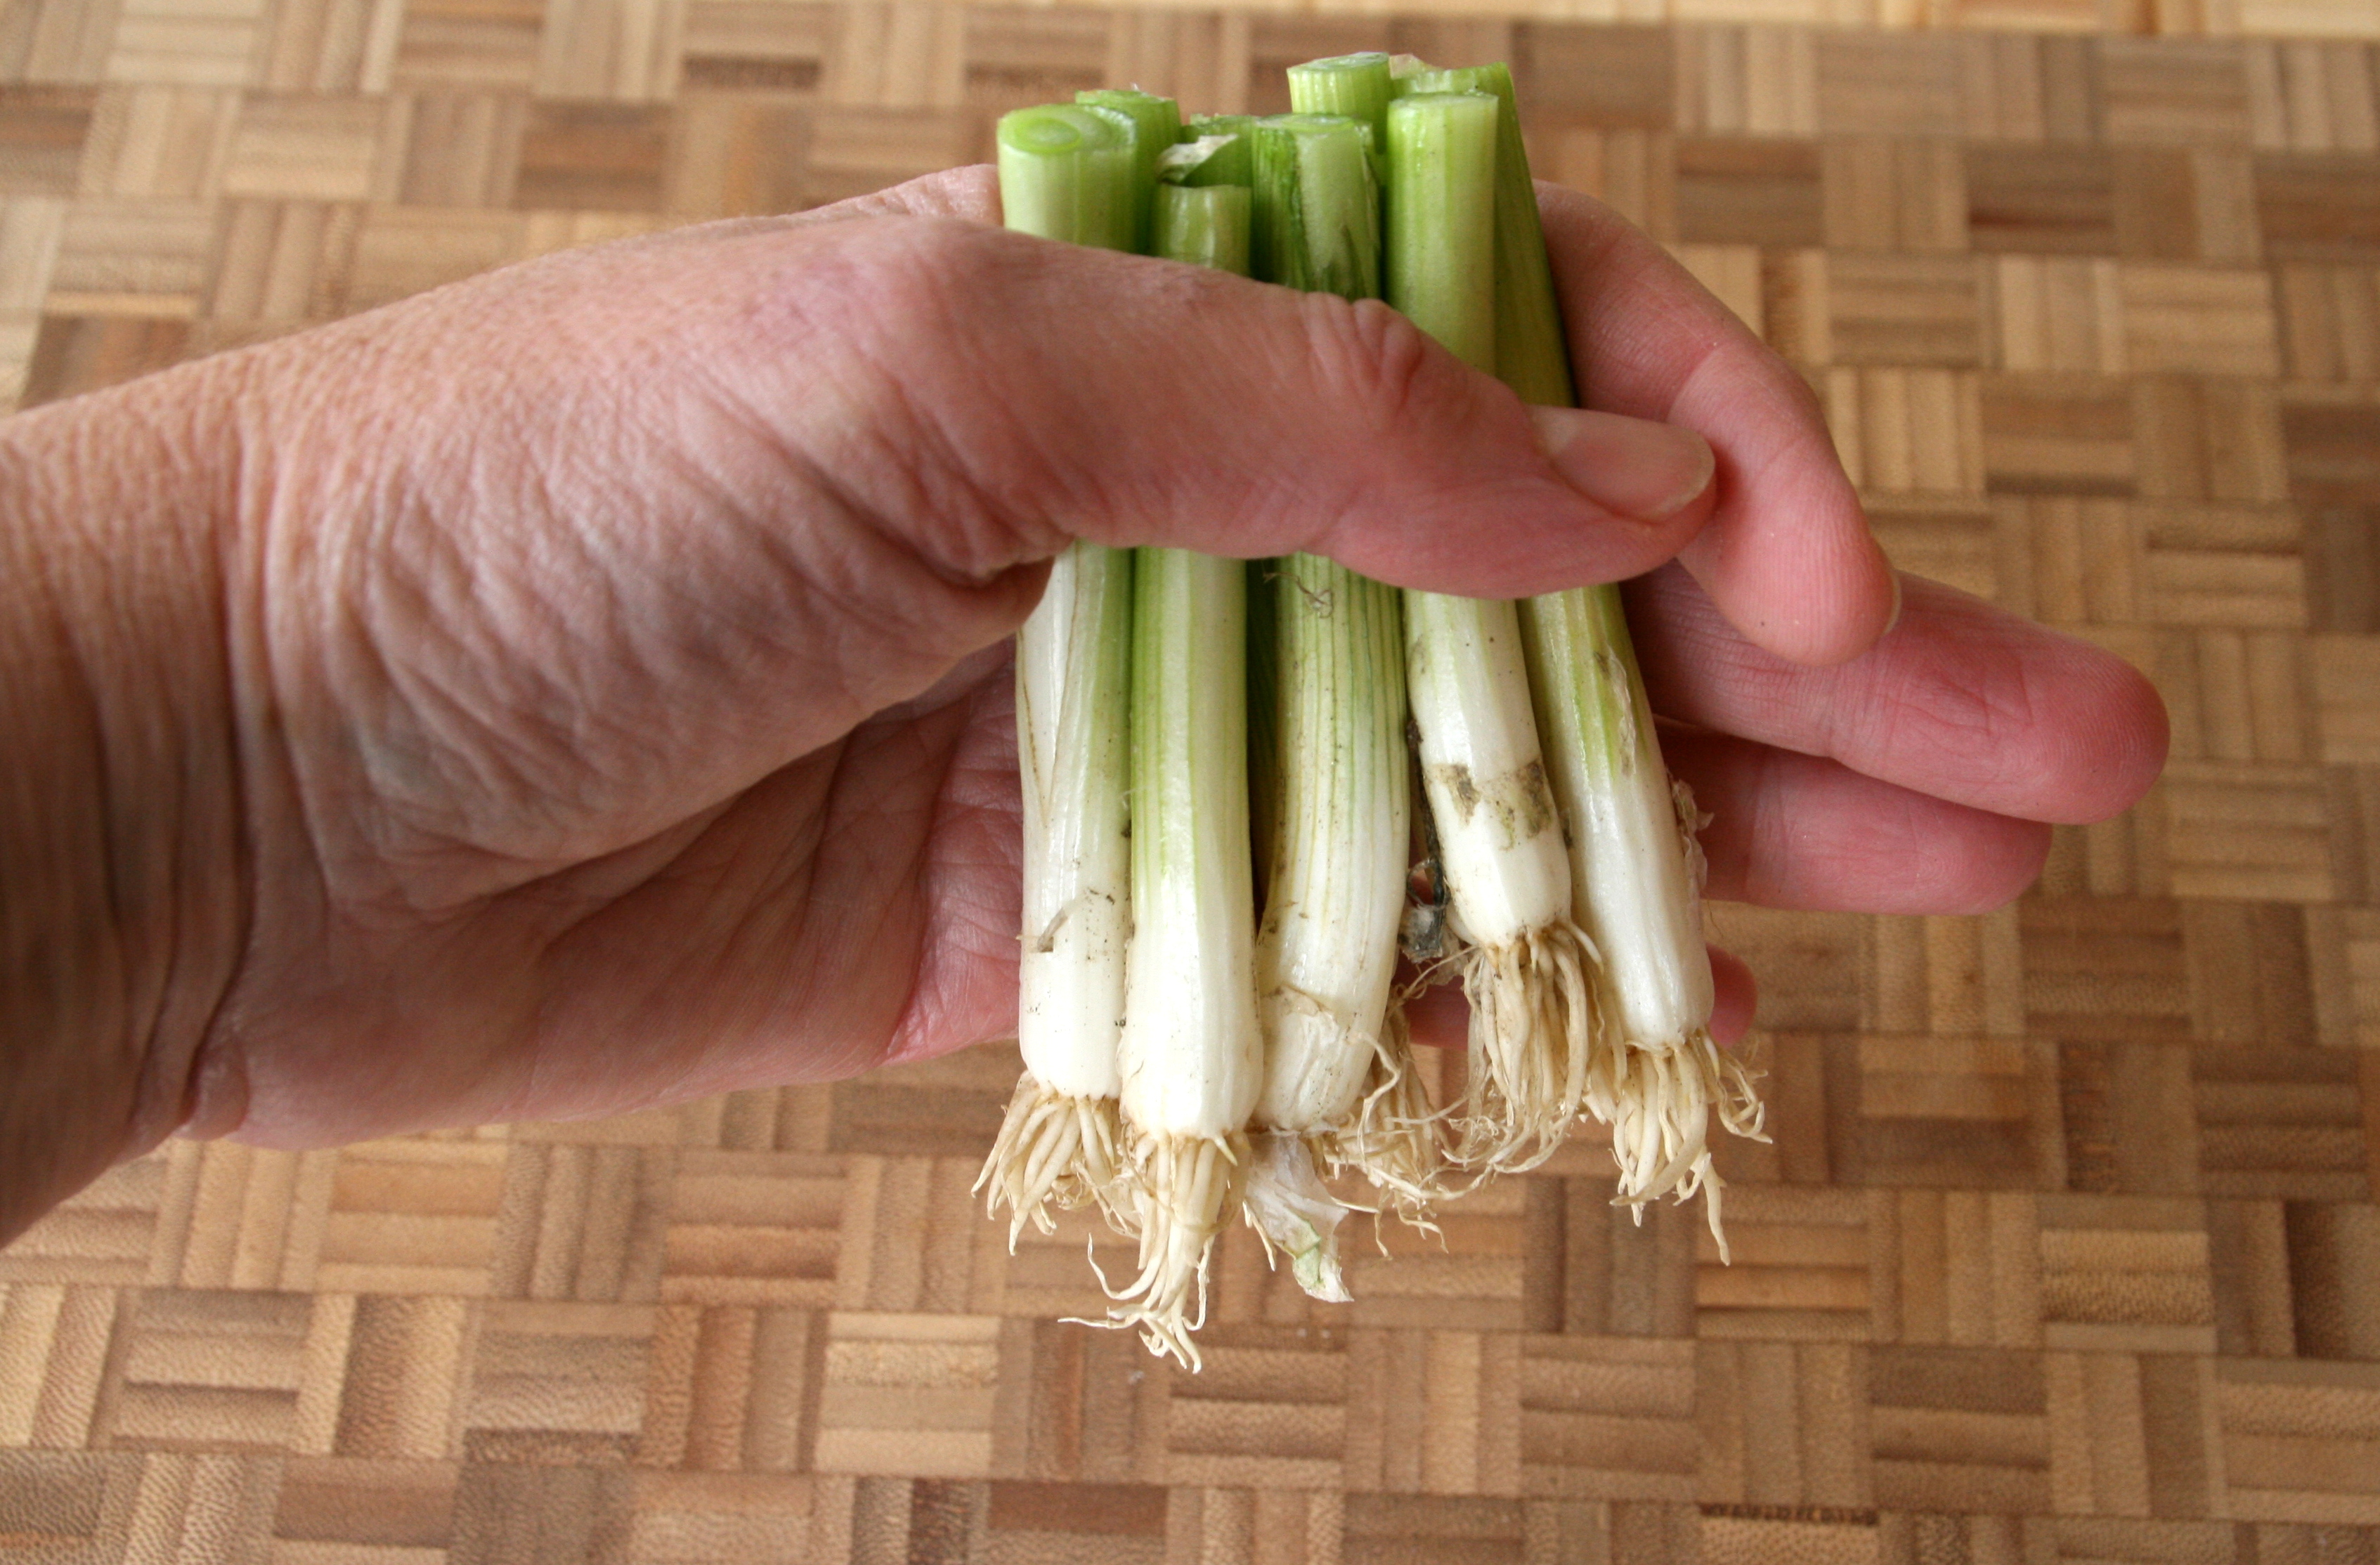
[1251,115,1380,302]
[1151,181,1251,274]
[1384,92,1498,375]
[1184,115,1259,188]
[977,103,1144,1244]
[1240,102,1444,1301]
[1384,88,1601,1176]
[1397,64,1570,407]
[1287,53,1392,146]
[1076,89,1183,252]
[1105,181,1261,1370]
[1450,65,1766,1246]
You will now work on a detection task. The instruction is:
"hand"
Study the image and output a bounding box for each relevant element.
[0,167,2165,1240]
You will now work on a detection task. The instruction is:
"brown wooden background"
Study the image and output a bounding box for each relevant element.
[4,0,2379,1558]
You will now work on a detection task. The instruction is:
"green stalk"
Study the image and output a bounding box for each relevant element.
[1152,182,1251,275]
[977,103,1143,1243]
[1287,53,1392,148]
[1384,83,1599,1178]
[1251,115,1379,302]
[1185,115,1258,188]
[1104,178,1260,1370]
[1454,66,1765,1247]
[996,103,1139,253]
[1384,91,1500,375]
[1242,98,1443,1299]
[1401,63,1571,405]
[1076,89,1182,252]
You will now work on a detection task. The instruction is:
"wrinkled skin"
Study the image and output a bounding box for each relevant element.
[0,167,2167,1242]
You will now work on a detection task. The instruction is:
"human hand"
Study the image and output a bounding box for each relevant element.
[0,166,2164,1238]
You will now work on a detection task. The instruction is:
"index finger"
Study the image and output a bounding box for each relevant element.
[1542,183,1897,668]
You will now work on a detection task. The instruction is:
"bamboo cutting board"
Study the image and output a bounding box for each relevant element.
[2,1,2379,1560]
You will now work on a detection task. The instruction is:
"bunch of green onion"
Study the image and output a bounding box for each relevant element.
[977,58,1765,1370]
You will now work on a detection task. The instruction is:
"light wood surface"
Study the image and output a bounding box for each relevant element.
[4,1,2380,1561]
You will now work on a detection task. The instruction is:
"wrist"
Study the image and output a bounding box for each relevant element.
[0,358,253,1241]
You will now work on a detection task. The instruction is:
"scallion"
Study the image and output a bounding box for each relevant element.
[1384,90,1603,1176]
[1443,63,1767,1245]
[1103,178,1262,1368]
[978,103,1143,1244]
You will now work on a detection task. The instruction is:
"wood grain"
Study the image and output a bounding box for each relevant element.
[2,2,2379,1561]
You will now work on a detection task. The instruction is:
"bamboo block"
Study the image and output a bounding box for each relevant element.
[0,86,98,193]
[1873,1190,2043,1348]
[2022,898,2189,1041]
[2116,264,2279,375]
[812,1312,1005,1482]
[1697,1339,1873,1507]
[2098,37,2254,145]
[2244,39,2379,152]
[1816,30,1964,136]
[1994,495,2140,621]
[0,1159,163,1287]
[1693,1186,1872,1341]
[450,1464,637,1563]
[1542,123,1677,237]
[222,91,389,201]
[1833,375,1987,494]
[1823,136,1968,252]
[1828,250,1985,365]
[2256,151,2380,261]
[0,0,123,86]
[2214,1358,2380,1524]
[1675,134,1821,245]
[2192,1044,2370,1200]
[105,0,269,89]
[2311,634,2380,765]
[94,1290,318,1452]
[316,1141,505,1297]
[1338,1181,1527,1334]
[2275,262,2380,379]
[459,1300,656,1462]
[679,0,832,91]
[1670,239,1763,330]
[1674,25,1816,137]
[1507,1335,1696,1501]
[1969,143,2117,253]
[534,0,683,102]
[2034,1195,2216,1352]
[1984,374,2136,493]
[652,1150,840,1310]
[1523,22,1674,125]
[391,0,541,90]
[1868,1345,2053,1512]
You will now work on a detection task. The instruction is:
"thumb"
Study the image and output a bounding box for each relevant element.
[736,191,1718,599]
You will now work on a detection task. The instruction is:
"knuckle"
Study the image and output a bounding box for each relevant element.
[1307,296,1450,436]
[803,219,1067,576]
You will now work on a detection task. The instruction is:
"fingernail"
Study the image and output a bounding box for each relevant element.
[1528,405,1715,522]
[1882,569,1905,636]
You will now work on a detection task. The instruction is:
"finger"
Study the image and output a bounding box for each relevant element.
[1708,947,1756,1046]
[1663,729,2052,914]
[1629,566,2169,826]
[809,164,1723,592]
[1539,183,1897,667]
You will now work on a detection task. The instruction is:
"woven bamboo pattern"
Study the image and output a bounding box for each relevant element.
[4,0,2380,1559]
